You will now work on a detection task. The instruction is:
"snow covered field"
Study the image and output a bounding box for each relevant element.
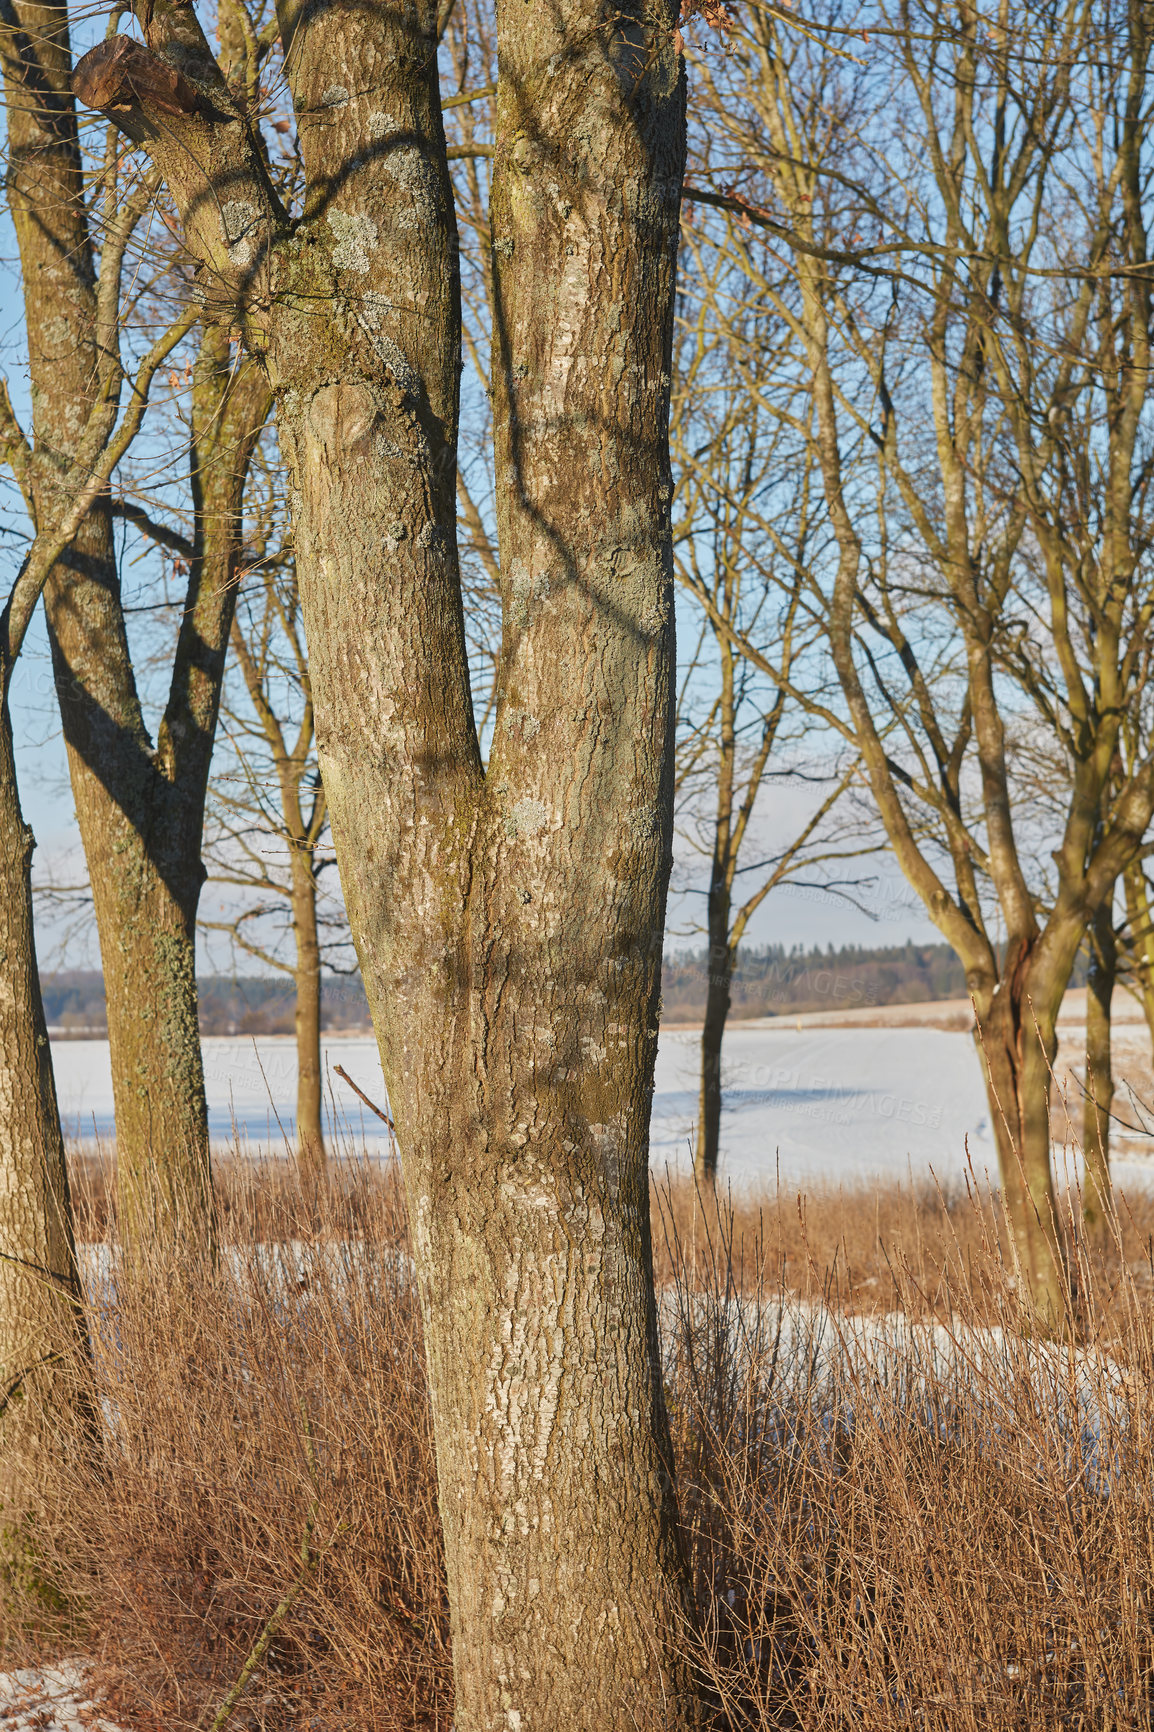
[52,1013,1154,1193]
[651,1021,999,1187]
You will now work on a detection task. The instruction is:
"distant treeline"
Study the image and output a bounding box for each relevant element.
[661,941,1085,1022]
[42,972,373,1037]
[44,940,1090,1036]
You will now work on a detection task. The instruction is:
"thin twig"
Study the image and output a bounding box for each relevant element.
[205,1501,327,1732]
[333,1065,395,1131]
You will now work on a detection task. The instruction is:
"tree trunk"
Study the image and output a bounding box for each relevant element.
[271,5,699,1705]
[696,932,733,1186]
[103,332,268,1252]
[290,853,325,1174]
[1,0,200,1244]
[1123,857,1154,1055]
[695,622,737,1187]
[1082,897,1116,1244]
[76,0,698,1718]
[972,946,1065,1312]
[0,687,90,1539]
[1,0,268,1256]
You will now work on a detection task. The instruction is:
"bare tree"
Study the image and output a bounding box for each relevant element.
[1082,891,1117,1240]
[77,1,700,1720]
[670,225,867,1180]
[1,0,273,1251]
[0,261,190,1550]
[202,511,350,1173]
[687,0,1154,1306]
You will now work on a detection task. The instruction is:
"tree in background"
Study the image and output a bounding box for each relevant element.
[78,0,700,1720]
[671,226,868,1181]
[1,0,273,1252]
[200,468,353,1172]
[0,160,191,1558]
[1122,856,1154,1055]
[1082,892,1117,1243]
[688,0,1154,1306]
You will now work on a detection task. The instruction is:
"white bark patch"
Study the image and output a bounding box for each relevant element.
[353,302,421,403]
[383,144,440,231]
[482,1204,577,1499]
[221,200,261,268]
[327,209,379,274]
[507,707,541,740]
[505,797,549,840]
[40,315,71,349]
[508,561,551,627]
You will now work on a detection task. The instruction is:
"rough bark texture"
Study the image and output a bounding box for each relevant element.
[1082,897,1116,1242]
[76,0,697,1718]
[0,692,89,1537]
[971,953,1064,1289]
[97,330,268,1250]
[438,10,692,1720]
[2,0,266,1253]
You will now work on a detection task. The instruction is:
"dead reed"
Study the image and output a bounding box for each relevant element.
[6,1149,1154,1729]
[27,1157,451,1729]
[662,1179,1154,1730]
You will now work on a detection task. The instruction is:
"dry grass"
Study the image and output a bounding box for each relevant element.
[662,1182,1154,1729]
[24,1158,451,1730]
[653,1164,1154,1319]
[7,1149,1154,1728]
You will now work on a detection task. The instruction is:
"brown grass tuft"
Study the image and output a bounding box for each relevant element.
[42,1157,451,1729]
[8,1151,1154,1728]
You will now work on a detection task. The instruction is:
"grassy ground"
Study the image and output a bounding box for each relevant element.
[6,1150,1154,1729]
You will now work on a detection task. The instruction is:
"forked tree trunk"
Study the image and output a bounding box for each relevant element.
[1082,898,1116,1244]
[1,0,267,1256]
[289,854,324,1173]
[0,689,90,1537]
[104,332,268,1251]
[76,0,698,1720]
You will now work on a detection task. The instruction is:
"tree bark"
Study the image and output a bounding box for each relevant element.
[77,0,698,1719]
[289,851,325,1173]
[969,928,1075,1307]
[1082,897,1116,1244]
[435,10,695,1718]
[696,933,732,1186]
[102,330,268,1251]
[0,686,90,1538]
[1,0,266,1255]
[1122,857,1154,1055]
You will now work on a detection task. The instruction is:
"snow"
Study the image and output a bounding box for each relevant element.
[651,1021,998,1188]
[50,1021,1154,1192]
[0,1660,122,1731]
